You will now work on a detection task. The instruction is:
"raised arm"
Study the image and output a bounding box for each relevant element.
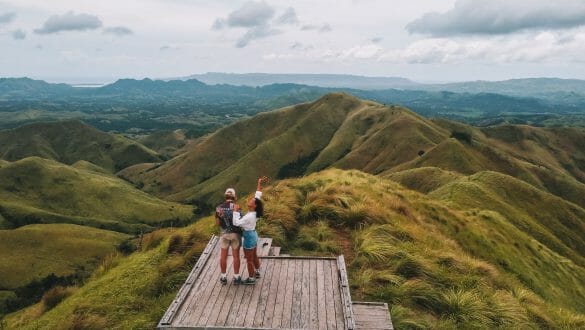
[257,176,268,191]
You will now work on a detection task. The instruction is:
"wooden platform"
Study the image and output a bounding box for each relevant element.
[353,302,394,330]
[159,235,392,329]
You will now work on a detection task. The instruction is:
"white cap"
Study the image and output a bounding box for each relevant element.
[225,188,236,195]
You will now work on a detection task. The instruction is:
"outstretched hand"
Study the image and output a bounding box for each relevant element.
[257,176,269,191]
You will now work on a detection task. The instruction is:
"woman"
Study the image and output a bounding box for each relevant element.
[233,176,267,285]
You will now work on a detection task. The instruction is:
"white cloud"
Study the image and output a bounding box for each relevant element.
[276,7,298,25]
[301,23,332,32]
[236,25,280,48]
[408,0,585,36]
[11,29,26,40]
[35,11,102,34]
[103,26,133,36]
[380,31,585,64]
[0,12,16,25]
[226,1,274,28]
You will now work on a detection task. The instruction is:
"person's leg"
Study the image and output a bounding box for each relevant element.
[244,248,255,277]
[219,235,229,284]
[230,233,241,277]
[253,246,260,270]
[220,248,228,273]
[232,246,241,275]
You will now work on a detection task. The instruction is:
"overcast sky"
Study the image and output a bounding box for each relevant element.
[2,0,585,83]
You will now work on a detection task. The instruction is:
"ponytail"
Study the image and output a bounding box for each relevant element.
[255,198,264,218]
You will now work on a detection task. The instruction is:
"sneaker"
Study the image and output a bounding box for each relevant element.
[220,276,227,285]
[242,278,256,285]
[255,269,261,279]
[233,276,242,285]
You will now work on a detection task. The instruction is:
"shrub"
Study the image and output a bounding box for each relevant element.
[353,225,399,264]
[436,289,490,326]
[41,286,76,312]
[167,234,185,254]
[93,253,123,279]
[450,130,473,144]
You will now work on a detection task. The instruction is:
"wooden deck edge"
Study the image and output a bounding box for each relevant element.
[260,255,337,260]
[157,327,277,330]
[352,301,388,306]
[337,255,356,330]
[353,301,394,330]
[158,235,219,328]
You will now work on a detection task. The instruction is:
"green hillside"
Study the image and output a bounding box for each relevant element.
[0,224,128,290]
[0,120,162,172]
[139,129,192,158]
[0,157,193,233]
[120,93,450,204]
[120,93,585,212]
[6,169,584,329]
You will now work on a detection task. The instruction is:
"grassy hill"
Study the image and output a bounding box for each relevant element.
[120,93,450,204]
[0,224,128,290]
[120,93,585,212]
[5,169,584,329]
[0,157,194,233]
[139,129,192,158]
[0,120,162,172]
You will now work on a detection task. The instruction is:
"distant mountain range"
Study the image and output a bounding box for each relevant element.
[173,72,420,90]
[1,76,585,136]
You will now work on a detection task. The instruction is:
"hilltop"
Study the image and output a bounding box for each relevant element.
[0,120,162,172]
[5,169,584,329]
[120,93,585,210]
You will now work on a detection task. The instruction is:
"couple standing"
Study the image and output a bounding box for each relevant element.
[215,177,267,285]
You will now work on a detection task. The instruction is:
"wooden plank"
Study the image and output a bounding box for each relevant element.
[180,243,225,325]
[203,269,233,326]
[309,259,319,329]
[270,258,288,328]
[213,271,239,326]
[257,255,281,327]
[353,302,393,330]
[279,258,297,328]
[257,238,272,256]
[232,277,255,327]
[330,260,345,330]
[224,249,249,326]
[248,257,274,327]
[159,235,217,326]
[316,260,327,330]
[338,255,356,330]
[323,259,337,330]
[176,239,225,325]
[268,246,281,256]
[204,245,248,326]
[190,246,227,326]
[290,259,304,328]
[300,259,311,328]
[261,255,336,260]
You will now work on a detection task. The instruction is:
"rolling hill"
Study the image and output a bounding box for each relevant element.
[5,169,584,329]
[0,224,129,290]
[0,157,193,233]
[120,93,585,211]
[0,120,162,172]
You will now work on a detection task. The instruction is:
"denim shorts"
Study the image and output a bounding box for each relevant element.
[242,230,258,249]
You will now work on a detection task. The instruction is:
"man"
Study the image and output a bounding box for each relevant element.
[216,188,242,285]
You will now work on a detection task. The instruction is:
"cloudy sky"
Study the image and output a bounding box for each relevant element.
[1,0,585,83]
